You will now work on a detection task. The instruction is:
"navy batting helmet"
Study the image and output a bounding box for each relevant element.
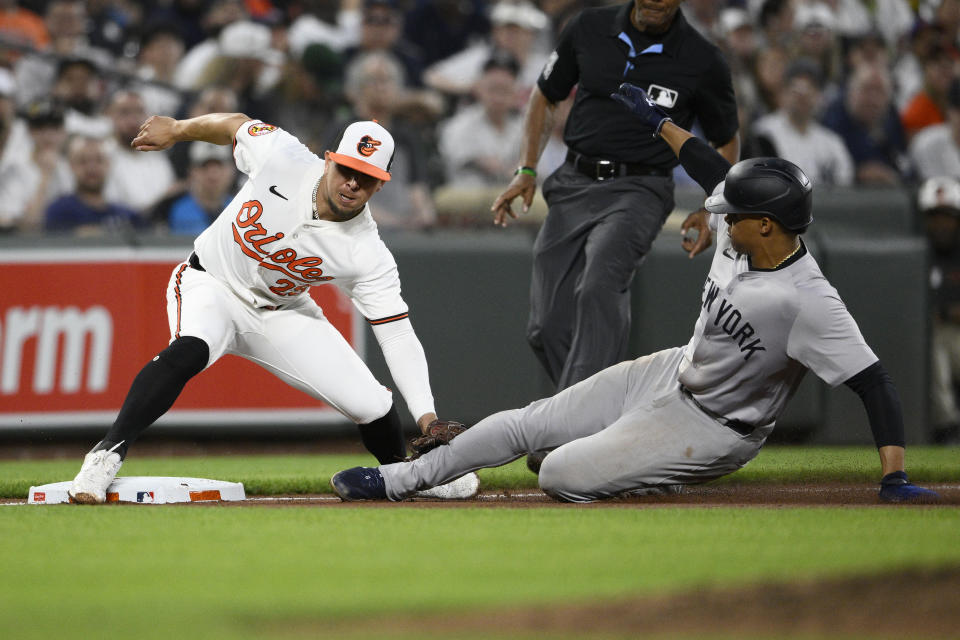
[705,157,813,231]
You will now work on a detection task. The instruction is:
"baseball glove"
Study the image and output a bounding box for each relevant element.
[408,419,469,459]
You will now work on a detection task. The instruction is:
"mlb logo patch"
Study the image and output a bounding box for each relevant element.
[647,84,678,109]
[136,491,155,503]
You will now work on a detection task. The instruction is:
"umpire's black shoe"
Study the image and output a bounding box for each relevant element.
[330,466,388,501]
[525,450,551,475]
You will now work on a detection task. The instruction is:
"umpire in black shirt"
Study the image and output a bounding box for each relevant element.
[492,0,739,393]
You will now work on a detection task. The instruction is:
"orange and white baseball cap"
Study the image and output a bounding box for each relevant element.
[328,121,394,181]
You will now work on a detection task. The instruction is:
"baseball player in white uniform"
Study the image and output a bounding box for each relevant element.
[69,113,476,503]
[329,84,939,504]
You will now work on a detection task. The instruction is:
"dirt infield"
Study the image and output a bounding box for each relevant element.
[177,482,960,508]
[274,566,960,638]
[6,482,959,507]
[228,482,960,507]
[4,438,957,507]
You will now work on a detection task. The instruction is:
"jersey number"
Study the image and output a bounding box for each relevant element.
[270,279,309,297]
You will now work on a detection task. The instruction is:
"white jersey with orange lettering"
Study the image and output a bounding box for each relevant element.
[167,120,435,423]
[195,120,403,319]
[677,214,878,427]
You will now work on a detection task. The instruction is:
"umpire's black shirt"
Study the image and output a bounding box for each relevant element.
[538,3,738,169]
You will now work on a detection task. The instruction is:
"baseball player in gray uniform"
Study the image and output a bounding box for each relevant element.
[329,84,939,504]
[68,113,476,504]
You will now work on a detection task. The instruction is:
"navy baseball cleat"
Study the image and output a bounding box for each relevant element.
[878,471,940,503]
[330,466,388,501]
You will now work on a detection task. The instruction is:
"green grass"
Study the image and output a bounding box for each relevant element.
[717,444,960,483]
[1,506,958,640]
[1,445,958,498]
[2,445,958,639]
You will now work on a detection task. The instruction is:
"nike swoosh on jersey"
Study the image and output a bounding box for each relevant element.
[269,185,288,200]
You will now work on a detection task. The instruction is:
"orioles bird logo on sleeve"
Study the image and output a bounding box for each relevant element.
[357,135,381,157]
[248,123,278,136]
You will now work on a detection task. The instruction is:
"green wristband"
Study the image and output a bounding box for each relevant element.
[515,166,537,177]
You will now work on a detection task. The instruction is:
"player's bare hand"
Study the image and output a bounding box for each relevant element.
[132,116,180,152]
[491,173,536,227]
[681,208,712,258]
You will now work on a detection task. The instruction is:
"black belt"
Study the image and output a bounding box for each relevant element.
[681,387,754,436]
[188,252,205,272]
[566,150,669,180]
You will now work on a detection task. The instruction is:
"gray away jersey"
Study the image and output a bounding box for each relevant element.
[677,215,877,427]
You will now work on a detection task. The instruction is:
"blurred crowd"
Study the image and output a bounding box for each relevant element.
[2,0,960,236]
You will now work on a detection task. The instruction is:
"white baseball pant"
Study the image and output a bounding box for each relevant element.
[166,261,393,424]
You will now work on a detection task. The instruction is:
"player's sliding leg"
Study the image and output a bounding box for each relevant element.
[333,407,556,501]
[334,360,637,501]
[69,336,210,504]
[379,406,554,499]
[537,387,769,503]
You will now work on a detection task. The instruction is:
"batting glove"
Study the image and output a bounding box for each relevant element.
[610,83,672,138]
[878,471,940,503]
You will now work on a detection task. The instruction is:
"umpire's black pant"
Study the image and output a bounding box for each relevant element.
[528,162,674,391]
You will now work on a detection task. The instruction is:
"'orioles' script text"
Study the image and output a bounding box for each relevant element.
[232,200,333,296]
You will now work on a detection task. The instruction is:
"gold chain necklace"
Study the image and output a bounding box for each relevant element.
[773,243,802,269]
[311,179,320,220]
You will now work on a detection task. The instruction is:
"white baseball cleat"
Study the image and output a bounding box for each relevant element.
[415,472,480,500]
[68,450,123,504]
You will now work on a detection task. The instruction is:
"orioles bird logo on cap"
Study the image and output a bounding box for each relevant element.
[357,135,381,157]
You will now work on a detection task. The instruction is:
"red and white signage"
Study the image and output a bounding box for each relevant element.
[0,248,363,428]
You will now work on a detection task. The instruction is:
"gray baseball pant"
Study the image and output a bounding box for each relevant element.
[527,163,674,391]
[379,348,772,502]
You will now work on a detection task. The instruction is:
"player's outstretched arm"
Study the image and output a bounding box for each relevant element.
[612,83,735,257]
[611,83,730,192]
[132,112,251,151]
[844,362,940,503]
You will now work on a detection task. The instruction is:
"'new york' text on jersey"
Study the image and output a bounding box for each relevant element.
[678,216,877,428]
